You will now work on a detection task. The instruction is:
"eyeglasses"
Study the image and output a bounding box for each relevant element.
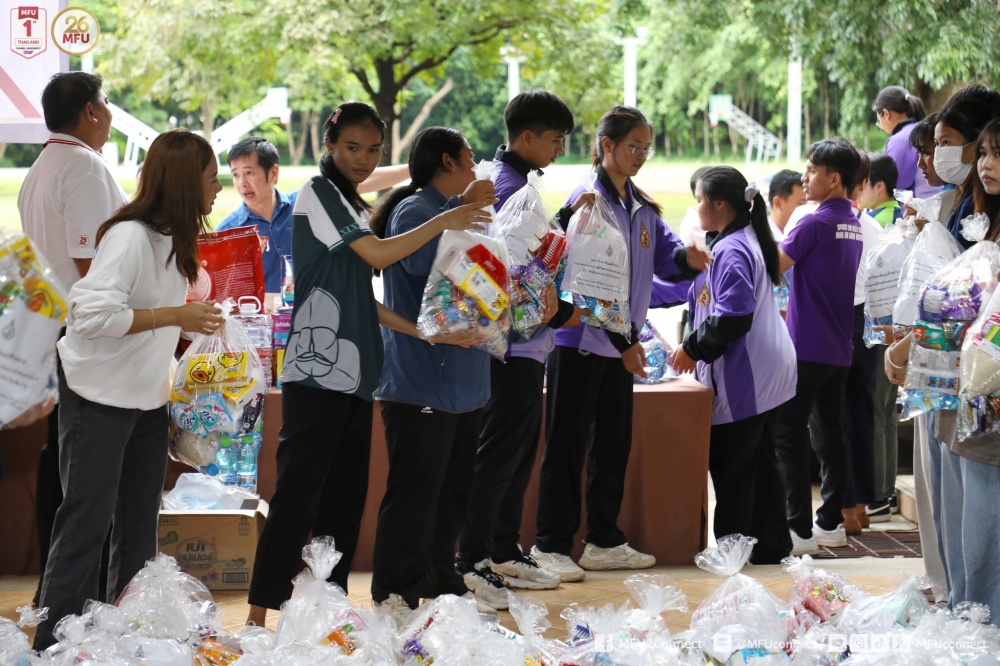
[623,144,655,158]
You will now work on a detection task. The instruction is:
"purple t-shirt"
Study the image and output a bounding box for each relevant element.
[885,121,939,199]
[780,198,863,367]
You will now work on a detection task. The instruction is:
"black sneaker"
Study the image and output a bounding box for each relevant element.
[866,500,891,522]
[888,492,899,514]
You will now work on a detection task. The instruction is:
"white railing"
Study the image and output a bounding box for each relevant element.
[723,106,781,165]
[109,103,158,169]
[210,88,290,158]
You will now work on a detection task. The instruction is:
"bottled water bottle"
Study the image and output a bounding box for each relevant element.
[237,433,261,491]
[215,435,237,485]
[644,345,668,369]
[281,254,295,307]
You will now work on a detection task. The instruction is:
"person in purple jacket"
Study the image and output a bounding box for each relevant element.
[670,166,795,564]
[456,91,591,597]
[531,106,706,580]
[773,137,864,554]
[873,86,938,199]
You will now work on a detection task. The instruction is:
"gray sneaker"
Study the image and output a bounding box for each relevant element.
[578,542,655,571]
[789,528,819,555]
[529,545,586,582]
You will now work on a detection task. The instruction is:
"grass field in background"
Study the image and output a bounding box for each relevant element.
[1,158,801,237]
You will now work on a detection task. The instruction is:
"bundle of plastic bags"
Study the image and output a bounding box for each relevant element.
[168,300,267,493]
[863,218,917,346]
[636,319,677,384]
[782,555,855,624]
[494,171,567,339]
[561,188,631,337]
[416,192,511,360]
[0,232,68,428]
[901,215,1000,419]
[688,535,793,664]
[957,284,1000,440]
[892,219,963,333]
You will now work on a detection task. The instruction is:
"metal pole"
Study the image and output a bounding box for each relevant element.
[787,53,803,163]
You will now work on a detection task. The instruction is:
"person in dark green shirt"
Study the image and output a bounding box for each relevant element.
[246,103,492,628]
[859,152,903,228]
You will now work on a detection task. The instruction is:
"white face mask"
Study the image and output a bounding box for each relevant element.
[934,144,973,184]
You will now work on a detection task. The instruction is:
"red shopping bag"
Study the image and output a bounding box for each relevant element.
[187,227,267,313]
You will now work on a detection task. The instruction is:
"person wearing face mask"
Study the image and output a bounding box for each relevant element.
[885,119,1000,623]
[872,86,938,199]
[934,95,1000,248]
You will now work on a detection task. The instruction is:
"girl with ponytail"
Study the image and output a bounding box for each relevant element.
[370,126,505,622]
[670,165,797,564]
[873,86,938,198]
[247,107,491,628]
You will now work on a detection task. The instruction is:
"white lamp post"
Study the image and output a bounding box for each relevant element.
[500,45,526,101]
[621,26,648,108]
[787,51,803,163]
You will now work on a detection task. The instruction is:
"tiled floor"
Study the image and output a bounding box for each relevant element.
[0,480,930,645]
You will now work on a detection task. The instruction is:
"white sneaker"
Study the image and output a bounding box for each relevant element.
[578,542,655,571]
[462,560,510,610]
[460,592,500,620]
[529,545,586,582]
[375,593,414,627]
[789,529,819,555]
[492,550,561,590]
[813,523,848,548]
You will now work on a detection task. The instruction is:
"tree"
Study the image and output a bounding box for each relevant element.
[99,0,280,140]
[273,0,605,163]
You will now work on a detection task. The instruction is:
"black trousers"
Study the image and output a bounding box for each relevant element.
[34,372,168,650]
[457,357,545,569]
[248,383,372,609]
[35,339,109,607]
[832,303,878,507]
[775,360,850,536]
[536,347,633,555]
[710,406,793,564]
[371,401,482,609]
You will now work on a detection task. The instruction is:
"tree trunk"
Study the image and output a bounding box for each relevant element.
[822,77,831,138]
[804,97,811,149]
[310,114,323,165]
[713,126,721,157]
[703,111,710,157]
[0,143,6,161]
[201,98,215,144]
[664,133,671,157]
[287,111,312,167]
[393,77,455,163]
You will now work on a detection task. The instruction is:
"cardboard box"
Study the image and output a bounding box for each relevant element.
[157,498,268,590]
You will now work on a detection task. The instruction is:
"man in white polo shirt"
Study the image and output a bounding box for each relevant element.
[17,71,126,603]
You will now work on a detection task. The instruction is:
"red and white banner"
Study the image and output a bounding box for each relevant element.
[0,1,68,144]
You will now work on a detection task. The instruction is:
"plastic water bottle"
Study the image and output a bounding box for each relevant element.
[215,435,237,485]
[281,255,295,307]
[645,345,668,369]
[237,433,261,491]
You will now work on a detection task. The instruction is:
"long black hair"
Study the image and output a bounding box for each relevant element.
[697,166,781,286]
[592,105,662,216]
[975,118,1000,241]
[319,102,387,214]
[873,86,926,121]
[369,126,466,239]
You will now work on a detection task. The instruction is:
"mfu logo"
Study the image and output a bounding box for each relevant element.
[10,7,48,60]
[175,538,217,571]
[50,6,99,56]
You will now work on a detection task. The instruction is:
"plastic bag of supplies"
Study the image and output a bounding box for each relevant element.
[562,188,631,337]
[494,171,568,340]
[0,232,68,428]
[168,299,267,493]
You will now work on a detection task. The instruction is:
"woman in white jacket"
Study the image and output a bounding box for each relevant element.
[33,129,225,650]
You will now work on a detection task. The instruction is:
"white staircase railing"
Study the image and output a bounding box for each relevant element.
[210,88,290,158]
[723,106,781,165]
[109,103,159,169]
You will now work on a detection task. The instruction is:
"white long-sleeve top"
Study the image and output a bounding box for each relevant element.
[57,220,186,409]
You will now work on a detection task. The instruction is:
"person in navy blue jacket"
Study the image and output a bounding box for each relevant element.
[455,91,591,598]
[369,126,504,623]
[531,106,706,580]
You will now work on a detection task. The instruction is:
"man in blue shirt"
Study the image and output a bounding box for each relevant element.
[218,137,410,293]
[217,137,296,293]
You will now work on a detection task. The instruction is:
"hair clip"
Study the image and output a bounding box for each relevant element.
[744,182,760,203]
[330,108,342,125]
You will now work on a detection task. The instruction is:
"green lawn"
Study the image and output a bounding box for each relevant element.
[1,158,802,237]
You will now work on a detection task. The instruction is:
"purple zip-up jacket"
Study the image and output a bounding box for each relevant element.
[555,169,689,357]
